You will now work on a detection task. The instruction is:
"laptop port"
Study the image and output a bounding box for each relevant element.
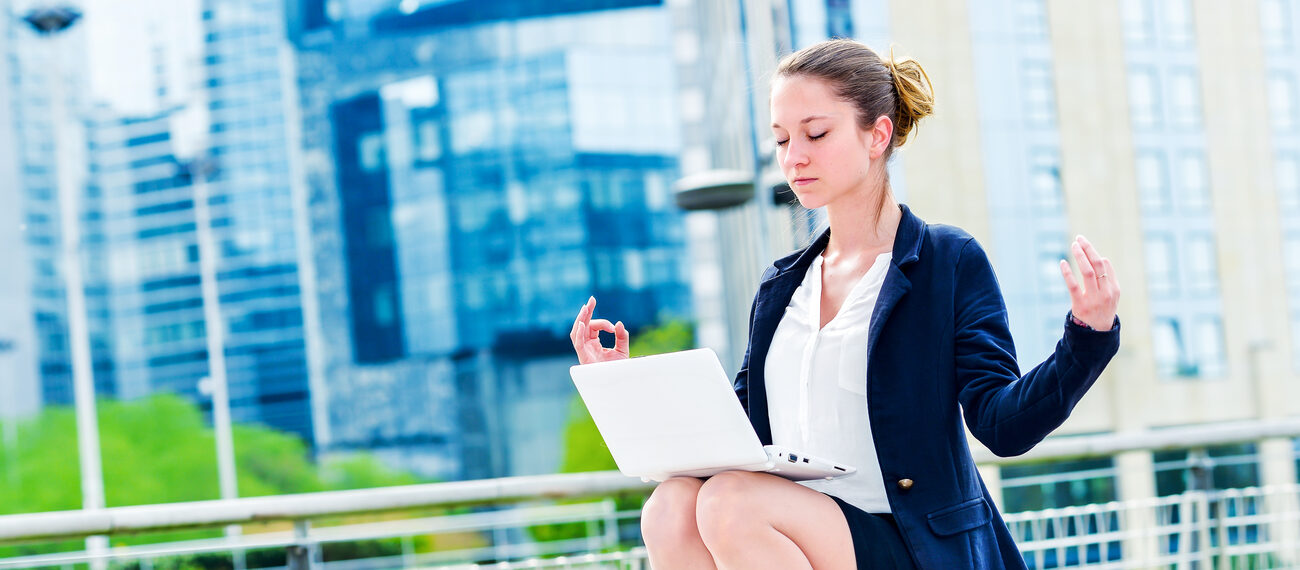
[788,454,798,463]
[802,458,809,463]
[834,466,846,471]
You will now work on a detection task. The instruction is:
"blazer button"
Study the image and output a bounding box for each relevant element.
[897,478,914,491]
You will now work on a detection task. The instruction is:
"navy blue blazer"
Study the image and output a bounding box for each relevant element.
[734,205,1120,569]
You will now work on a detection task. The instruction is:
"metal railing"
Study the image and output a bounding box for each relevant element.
[5,484,1299,568]
[2,415,1300,568]
[1005,484,1300,569]
[0,471,655,569]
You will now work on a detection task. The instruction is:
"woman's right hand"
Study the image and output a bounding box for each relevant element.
[570,296,630,364]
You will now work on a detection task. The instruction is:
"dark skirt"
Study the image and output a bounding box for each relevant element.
[828,495,918,569]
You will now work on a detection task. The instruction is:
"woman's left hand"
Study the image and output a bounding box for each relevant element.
[1058,235,1120,331]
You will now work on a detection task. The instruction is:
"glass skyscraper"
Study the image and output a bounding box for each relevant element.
[292,0,691,479]
[0,4,115,415]
[195,0,315,440]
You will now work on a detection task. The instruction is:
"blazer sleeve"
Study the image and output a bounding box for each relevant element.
[733,265,778,414]
[953,238,1121,457]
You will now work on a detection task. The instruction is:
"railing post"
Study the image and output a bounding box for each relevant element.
[287,519,316,570]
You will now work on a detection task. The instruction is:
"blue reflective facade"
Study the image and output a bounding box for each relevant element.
[294,0,690,478]
[0,15,115,410]
[92,111,201,405]
[197,0,314,440]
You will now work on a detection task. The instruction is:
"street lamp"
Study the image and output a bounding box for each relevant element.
[182,156,246,570]
[20,4,107,569]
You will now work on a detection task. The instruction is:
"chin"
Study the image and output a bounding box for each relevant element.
[793,192,826,210]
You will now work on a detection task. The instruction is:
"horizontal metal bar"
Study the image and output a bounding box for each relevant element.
[0,471,653,545]
[972,417,1300,463]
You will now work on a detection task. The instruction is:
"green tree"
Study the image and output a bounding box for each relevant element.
[0,394,425,558]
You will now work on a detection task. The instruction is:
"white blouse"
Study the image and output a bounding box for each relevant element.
[763,251,893,513]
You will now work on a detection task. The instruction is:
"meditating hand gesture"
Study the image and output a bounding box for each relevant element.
[570,296,630,364]
[1059,235,1120,331]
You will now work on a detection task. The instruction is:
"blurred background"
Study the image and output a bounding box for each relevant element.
[3,0,1300,567]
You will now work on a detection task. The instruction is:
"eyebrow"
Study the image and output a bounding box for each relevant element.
[771,114,834,129]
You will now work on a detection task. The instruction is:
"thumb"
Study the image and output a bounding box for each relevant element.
[614,321,630,354]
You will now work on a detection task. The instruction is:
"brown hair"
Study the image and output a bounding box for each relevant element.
[774,39,934,158]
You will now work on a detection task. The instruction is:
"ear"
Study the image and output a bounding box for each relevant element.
[868,115,893,160]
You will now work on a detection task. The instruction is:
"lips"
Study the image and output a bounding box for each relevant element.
[793,177,817,186]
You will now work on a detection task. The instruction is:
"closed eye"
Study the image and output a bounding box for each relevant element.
[775,139,789,147]
[809,132,827,141]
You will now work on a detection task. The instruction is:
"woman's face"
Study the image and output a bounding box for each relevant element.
[770,75,886,211]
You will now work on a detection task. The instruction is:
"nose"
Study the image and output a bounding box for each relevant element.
[781,140,809,171]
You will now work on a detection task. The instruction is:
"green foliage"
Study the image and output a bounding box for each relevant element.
[0,394,426,559]
[533,320,696,544]
[627,319,696,359]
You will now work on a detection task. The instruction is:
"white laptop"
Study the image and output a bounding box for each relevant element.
[569,348,856,483]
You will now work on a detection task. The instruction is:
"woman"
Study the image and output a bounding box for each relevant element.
[570,39,1120,569]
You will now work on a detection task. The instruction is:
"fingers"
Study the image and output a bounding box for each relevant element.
[588,319,617,335]
[1071,240,1096,287]
[614,321,630,355]
[1059,259,1081,298]
[1077,235,1107,278]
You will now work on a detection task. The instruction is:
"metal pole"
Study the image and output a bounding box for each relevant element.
[0,342,17,490]
[188,159,244,570]
[190,160,238,503]
[21,8,108,569]
[735,0,772,266]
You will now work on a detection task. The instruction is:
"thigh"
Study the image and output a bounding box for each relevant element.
[698,471,857,569]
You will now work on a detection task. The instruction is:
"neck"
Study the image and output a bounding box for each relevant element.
[824,184,901,259]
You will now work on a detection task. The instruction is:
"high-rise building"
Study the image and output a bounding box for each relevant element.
[90,108,207,405]
[0,1,115,417]
[196,0,315,441]
[291,0,692,479]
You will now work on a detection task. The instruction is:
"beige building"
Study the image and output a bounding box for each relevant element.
[673,0,1300,533]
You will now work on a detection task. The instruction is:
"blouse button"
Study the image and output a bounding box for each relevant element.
[897,478,914,491]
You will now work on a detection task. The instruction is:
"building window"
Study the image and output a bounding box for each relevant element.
[1122,0,1156,44]
[1270,72,1298,131]
[1029,148,1062,212]
[1177,151,1211,212]
[1137,150,1171,213]
[1163,0,1195,46]
[1015,0,1049,40]
[1278,153,1300,212]
[1169,69,1202,129]
[1153,316,1194,377]
[826,0,853,39]
[1192,316,1226,377]
[1185,234,1218,296]
[1023,62,1057,128]
[1145,234,1178,296]
[1038,237,1069,300]
[1262,0,1294,50]
[1128,67,1161,130]
[358,131,385,173]
[413,116,441,163]
[1001,458,1118,512]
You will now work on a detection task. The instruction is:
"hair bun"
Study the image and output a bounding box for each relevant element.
[886,47,935,147]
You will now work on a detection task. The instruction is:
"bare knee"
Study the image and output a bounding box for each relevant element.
[695,471,767,549]
[642,477,705,548]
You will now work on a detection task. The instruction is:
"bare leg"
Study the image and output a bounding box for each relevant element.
[695,471,856,570]
[641,477,717,570]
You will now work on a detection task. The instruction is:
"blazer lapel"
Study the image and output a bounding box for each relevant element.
[867,205,925,375]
